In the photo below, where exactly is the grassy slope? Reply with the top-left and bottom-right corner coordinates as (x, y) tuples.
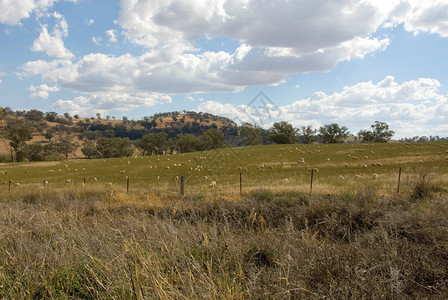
(1, 142), (448, 196)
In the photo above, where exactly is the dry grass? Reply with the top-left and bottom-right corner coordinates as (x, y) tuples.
(1, 180), (448, 299)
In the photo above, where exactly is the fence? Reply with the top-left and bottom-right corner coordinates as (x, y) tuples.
(3, 167), (406, 197)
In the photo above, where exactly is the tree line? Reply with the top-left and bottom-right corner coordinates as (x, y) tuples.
(0, 106), (419, 163)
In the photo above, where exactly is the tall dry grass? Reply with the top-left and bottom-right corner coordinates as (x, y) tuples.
(1, 181), (448, 299)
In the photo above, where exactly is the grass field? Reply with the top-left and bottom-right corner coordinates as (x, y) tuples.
(1, 142), (448, 197)
(1, 142), (448, 298)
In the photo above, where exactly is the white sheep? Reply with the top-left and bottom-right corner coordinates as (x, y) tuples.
(48, 170), (54, 173)
(209, 180), (216, 187)
(65, 179), (71, 184)
(106, 182), (113, 187)
(339, 175), (345, 180)
(120, 170), (126, 173)
(92, 177), (97, 181)
(373, 173), (379, 179)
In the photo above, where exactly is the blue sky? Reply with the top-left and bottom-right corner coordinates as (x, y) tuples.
(1, 0), (448, 138)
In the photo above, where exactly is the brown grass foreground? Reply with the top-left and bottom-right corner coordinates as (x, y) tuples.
(1, 179), (448, 299)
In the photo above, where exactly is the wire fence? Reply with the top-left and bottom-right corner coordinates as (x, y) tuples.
(2, 167), (409, 198)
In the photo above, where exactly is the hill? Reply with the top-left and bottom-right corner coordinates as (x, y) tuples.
(0, 111), (238, 158)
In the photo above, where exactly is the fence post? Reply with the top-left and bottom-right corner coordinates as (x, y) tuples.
(126, 176), (130, 193)
(83, 178), (86, 188)
(180, 176), (184, 197)
(240, 172), (242, 196)
(397, 167), (402, 195)
(8, 179), (12, 191)
(309, 169), (314, 194)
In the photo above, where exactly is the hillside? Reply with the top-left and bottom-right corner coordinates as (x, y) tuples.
(0, 111), (238, 158)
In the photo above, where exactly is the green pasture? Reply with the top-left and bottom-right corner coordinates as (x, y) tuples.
(1, 142), (448, 196)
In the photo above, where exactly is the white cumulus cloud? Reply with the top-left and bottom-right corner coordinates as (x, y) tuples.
(0, 0), (77, 25)
(28, 84), (60, 99)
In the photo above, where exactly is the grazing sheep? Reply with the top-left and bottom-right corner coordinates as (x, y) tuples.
(82, 168), (86, 171)
(166, 166), (170, 169)
(373, 173), (379, 179)
(65, 179), (71, 184)
(127, 161), (131, 164)
(44, 180), (49, 185)
(344, 163), (349, 168)
(120, 170), (126, 173)
(14, 182), (20, 186)
(157, 176), (160, 180)
(92, 177), (97, 181)
(48, 170), (54, 173)
(355, 175), (362, 178)
(298, 158), (305, 164)
(209, 181), (216, 188)
(361, 164), (367, 168)
(282, 178), (289, 183)
(106, 182), (113, 187)
(339, 175), (345, 180)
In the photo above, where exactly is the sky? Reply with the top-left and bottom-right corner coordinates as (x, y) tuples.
(0, 0), (448, 138)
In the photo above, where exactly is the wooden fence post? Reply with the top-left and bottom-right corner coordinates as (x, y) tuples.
(310, 169), (314, 194)
(240, 172), (242, 196)
(180, 176), (184, 196)
(397, 167), (402, 195)
(8, 179), (12, 191)
(126, 176), (130, 193)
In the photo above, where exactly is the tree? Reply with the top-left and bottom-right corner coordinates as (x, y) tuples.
(199, 129), (226, 150)
(299, 125), (316, 144)
(358, 121), (395, 143)
(176, 133), (200, 153)
(268, 121), (298, 144)
(17, 143), (45, 162)
(45, 111), (58, 122)
(81, 141), (98, 159)
(96, 138), (133, 158)
(135, 132), (168, 155)
(25, 109), (44, 122)
(239, 122), (262, 145)
(6, 124), (34, 161)
(43, 129), (55, 141)
(53, 136), (76, 159)
(319, 123), (349, 143)
(96, 113), (102, 119)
